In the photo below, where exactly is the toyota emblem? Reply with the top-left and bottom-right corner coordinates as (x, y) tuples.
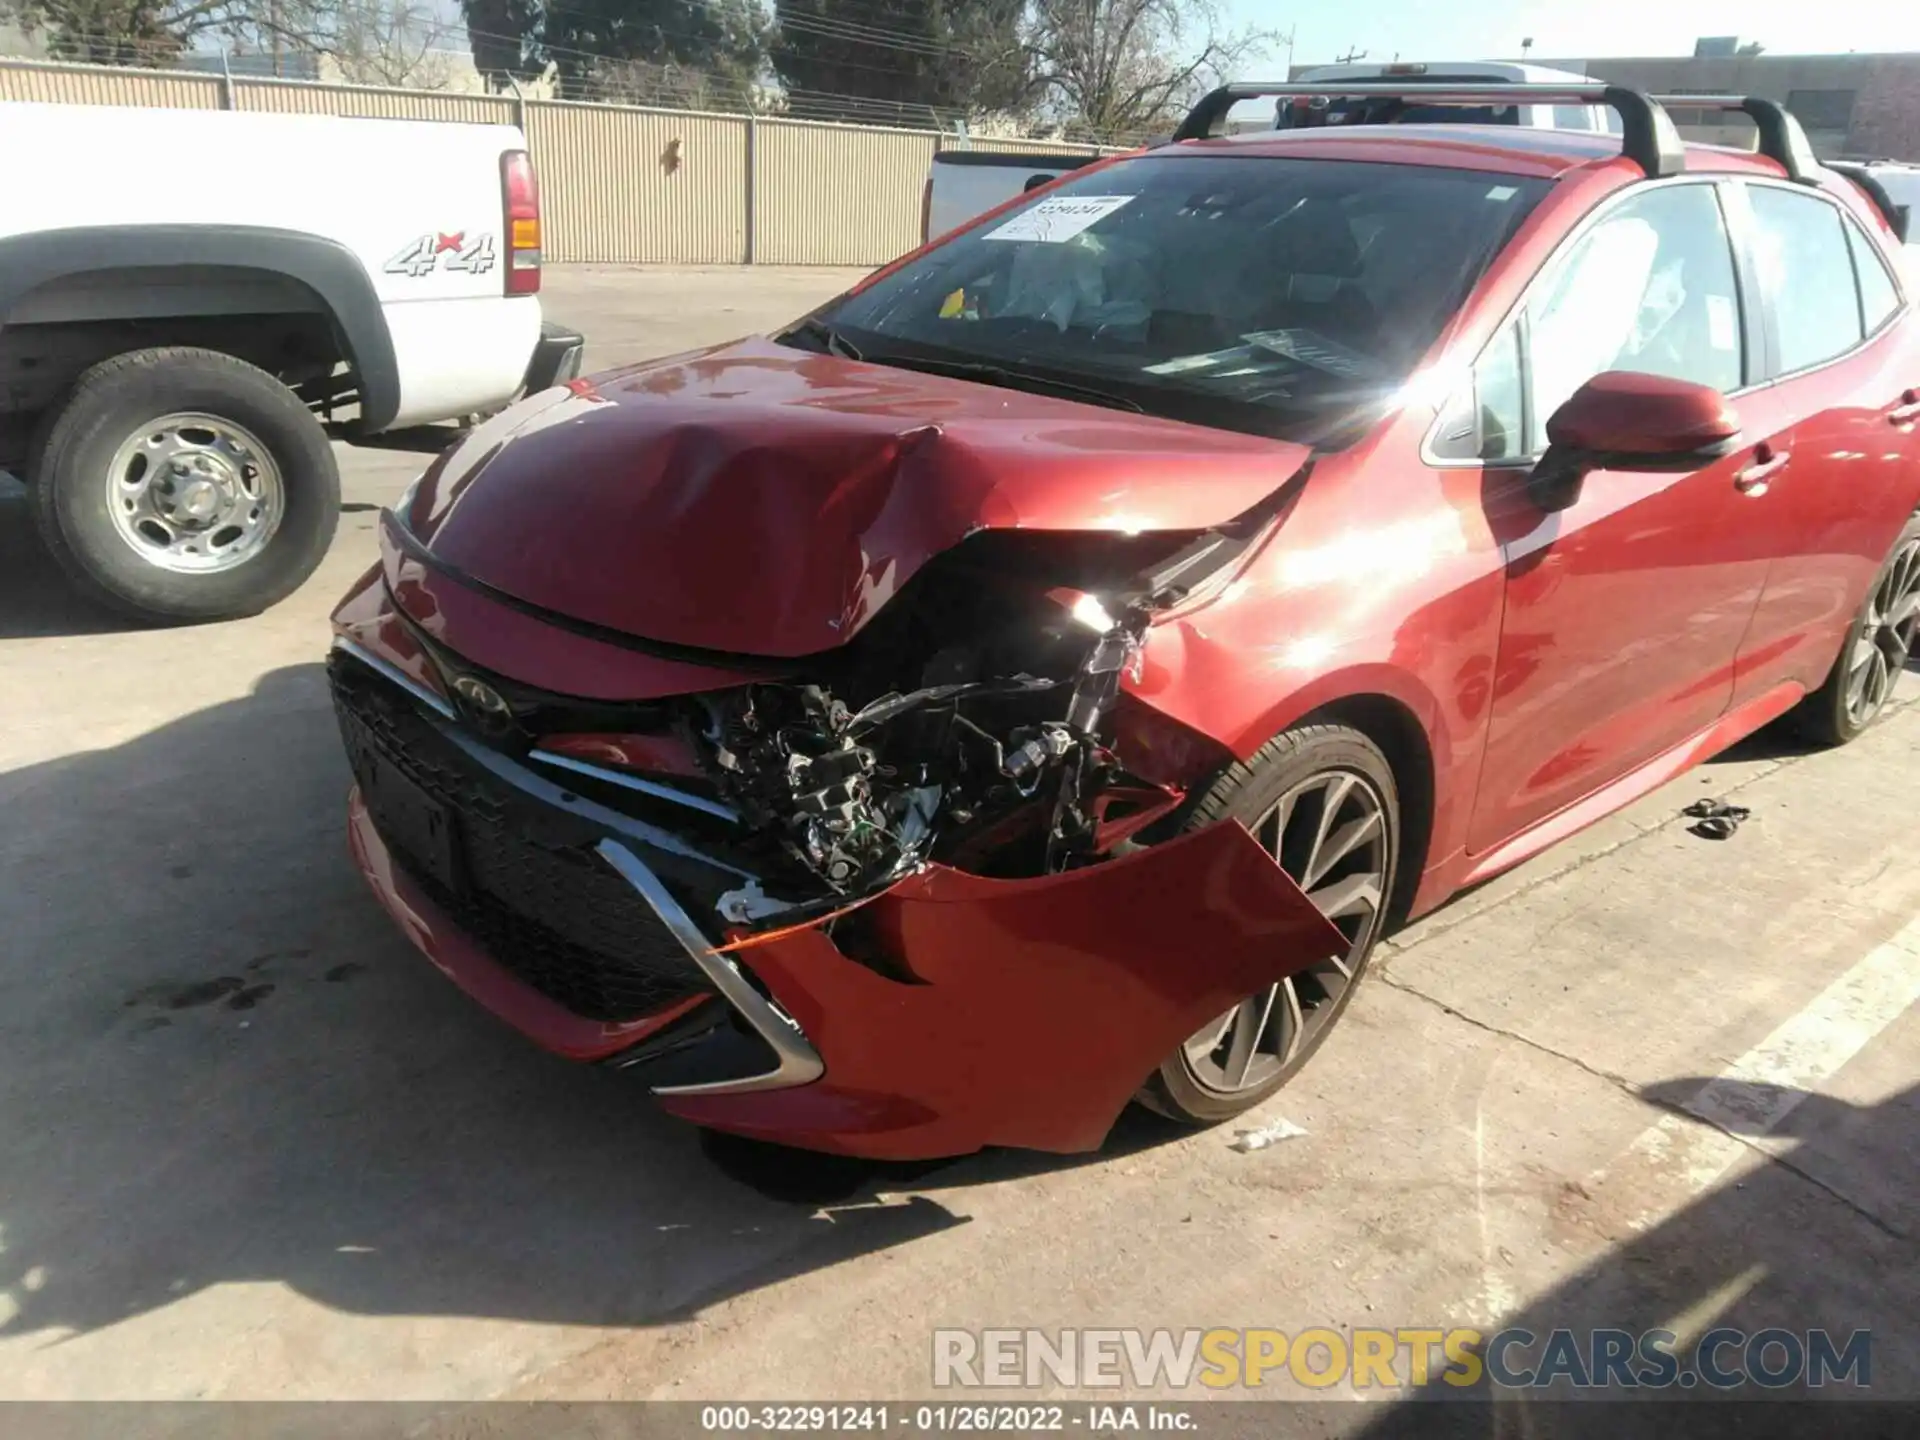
(451, 675), (513, 726)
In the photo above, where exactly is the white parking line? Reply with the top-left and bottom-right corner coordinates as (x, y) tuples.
(1604, 913), (1920, 1232)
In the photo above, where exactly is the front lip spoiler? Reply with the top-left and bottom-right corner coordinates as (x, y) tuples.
(596, 839), (825, 1096)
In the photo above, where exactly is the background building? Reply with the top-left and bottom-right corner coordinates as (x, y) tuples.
(1537, 41), (1920, 160)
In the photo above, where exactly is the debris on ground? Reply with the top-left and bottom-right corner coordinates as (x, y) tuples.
(1683, 798), (1752, 841)
(1230, 1117), (1309, 1152)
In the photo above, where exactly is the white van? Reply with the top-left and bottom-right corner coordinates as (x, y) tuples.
(1277, 61), (1619, 134)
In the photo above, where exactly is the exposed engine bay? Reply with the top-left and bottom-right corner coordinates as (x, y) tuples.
(680, 506), (1292, 915)
(700, 607), (1144, 901)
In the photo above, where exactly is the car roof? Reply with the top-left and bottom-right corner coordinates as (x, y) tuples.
(1167, 124), (1793, 182)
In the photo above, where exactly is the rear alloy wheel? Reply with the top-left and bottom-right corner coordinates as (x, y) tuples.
(1791, 514), (1920, 747)
(1139, 723), (1399, 1126)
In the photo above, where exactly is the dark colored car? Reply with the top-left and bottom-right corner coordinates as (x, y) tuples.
(329, 84), (1920, 1160)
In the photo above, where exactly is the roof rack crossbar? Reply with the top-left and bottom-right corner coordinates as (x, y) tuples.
(1648, 94), (1820, 183)
(1173, 81), (1699, 180)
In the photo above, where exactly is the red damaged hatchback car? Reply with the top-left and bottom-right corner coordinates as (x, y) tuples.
(330, 84), (1920, 1159)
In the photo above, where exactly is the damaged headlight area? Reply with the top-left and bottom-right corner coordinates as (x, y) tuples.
(697, 569), (1151, 901)
(681, 484), (1301, 910)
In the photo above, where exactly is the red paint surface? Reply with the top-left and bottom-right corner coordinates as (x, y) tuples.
(1545, 371), (1741, 454)
(660, 822), (1346, 1158)
(537, 731), (707, 778)
(331, 130), (1920, 1157)
(403, 337), (1311, 658)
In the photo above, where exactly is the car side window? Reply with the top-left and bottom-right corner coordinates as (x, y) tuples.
(1431, 324), (1523, 461)
(1434, 183), (1744, 463)
(1845, 217), (1902, 335)
(1749, 186), (1865, 373)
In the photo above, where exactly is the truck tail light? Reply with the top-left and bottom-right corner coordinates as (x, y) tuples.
(501, 149), (541, 295)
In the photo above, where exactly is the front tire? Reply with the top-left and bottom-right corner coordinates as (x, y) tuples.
(1789, 513), (1920, 747)
(1139, 722), (1399, 1126)
(31, 347), (340, 624)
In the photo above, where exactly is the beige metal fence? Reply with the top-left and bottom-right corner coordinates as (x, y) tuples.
(0, 56), (1109, 267)
(752, 119), (938, 265)
(531, 101), (750, 265)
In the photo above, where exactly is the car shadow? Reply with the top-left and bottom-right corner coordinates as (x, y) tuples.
(0, 480), (136, 640)
(1705, 718), (1825, 766)
(1346, 1082), (1919, 1436)
(0, 663), (1195, 1346)
(0, 481), (400, 641)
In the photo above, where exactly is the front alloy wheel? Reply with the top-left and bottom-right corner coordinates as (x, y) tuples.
(1140, 722), (1400, 1126)
(1180, 770), (1388, 1097)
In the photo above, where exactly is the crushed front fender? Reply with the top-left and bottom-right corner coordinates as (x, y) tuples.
(657, 820), (1348, 1159)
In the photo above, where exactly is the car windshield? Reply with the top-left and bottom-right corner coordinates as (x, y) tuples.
(797, 154), (1548, 446)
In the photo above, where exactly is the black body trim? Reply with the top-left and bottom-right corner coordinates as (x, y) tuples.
(0, 224), (401, 432)
(1830, 162), (1913, 243)
(931, 150), (1104, 170)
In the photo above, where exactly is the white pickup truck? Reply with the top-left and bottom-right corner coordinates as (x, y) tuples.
(0, 101), (583, 623)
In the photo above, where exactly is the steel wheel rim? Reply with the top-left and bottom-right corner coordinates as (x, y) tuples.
(105, 413), (285, 575)
(1845, 537), (1920, 727)
(1180, 768), (1389, 1097)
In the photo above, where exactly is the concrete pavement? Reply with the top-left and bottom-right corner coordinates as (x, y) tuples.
(1, 266), (1915, 1412)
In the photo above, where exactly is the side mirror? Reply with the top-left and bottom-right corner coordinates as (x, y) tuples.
(1530, 371), (1741, 512)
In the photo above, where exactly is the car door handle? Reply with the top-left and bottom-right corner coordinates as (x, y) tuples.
(1734, 450), (1789, 494)
(1888, 394), (1920, 426)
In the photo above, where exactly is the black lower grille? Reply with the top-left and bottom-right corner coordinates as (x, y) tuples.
(329, 652), (715, 1022)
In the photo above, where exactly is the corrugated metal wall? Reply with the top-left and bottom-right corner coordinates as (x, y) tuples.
(752, 119), (937, 264)
(237, 78), (513, 125)
(0, 57), (1114, 265)
(0, 56), (220, 108)
(530, 101), (749, 264)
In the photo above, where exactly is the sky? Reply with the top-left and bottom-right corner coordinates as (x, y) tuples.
(1229, 1), (1920, 71)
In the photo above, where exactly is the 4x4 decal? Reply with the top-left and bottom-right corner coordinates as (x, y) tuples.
(384, 231), (497, 278)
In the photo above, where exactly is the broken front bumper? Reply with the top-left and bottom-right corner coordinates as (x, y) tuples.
(331, 565), (1346, 1160)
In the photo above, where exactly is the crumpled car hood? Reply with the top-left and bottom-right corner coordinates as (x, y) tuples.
(404, 337), (1311, 657)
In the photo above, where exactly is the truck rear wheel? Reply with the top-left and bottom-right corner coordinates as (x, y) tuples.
(31, 347), (340, 623)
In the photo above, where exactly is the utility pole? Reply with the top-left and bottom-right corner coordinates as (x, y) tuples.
(1335, 47), (1368, 64)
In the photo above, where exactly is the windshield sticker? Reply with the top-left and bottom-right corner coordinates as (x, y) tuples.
(983, 195), (1135, 244)
(1242, 329), (1387, 380)
(1486, 185), (1519, 201)
(1143, 351), (1230, 375)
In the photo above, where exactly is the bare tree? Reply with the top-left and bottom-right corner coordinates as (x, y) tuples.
(1024, 0), (1280, 142)
(0, 0), (229, 65)
(310, 0), (462, 87)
